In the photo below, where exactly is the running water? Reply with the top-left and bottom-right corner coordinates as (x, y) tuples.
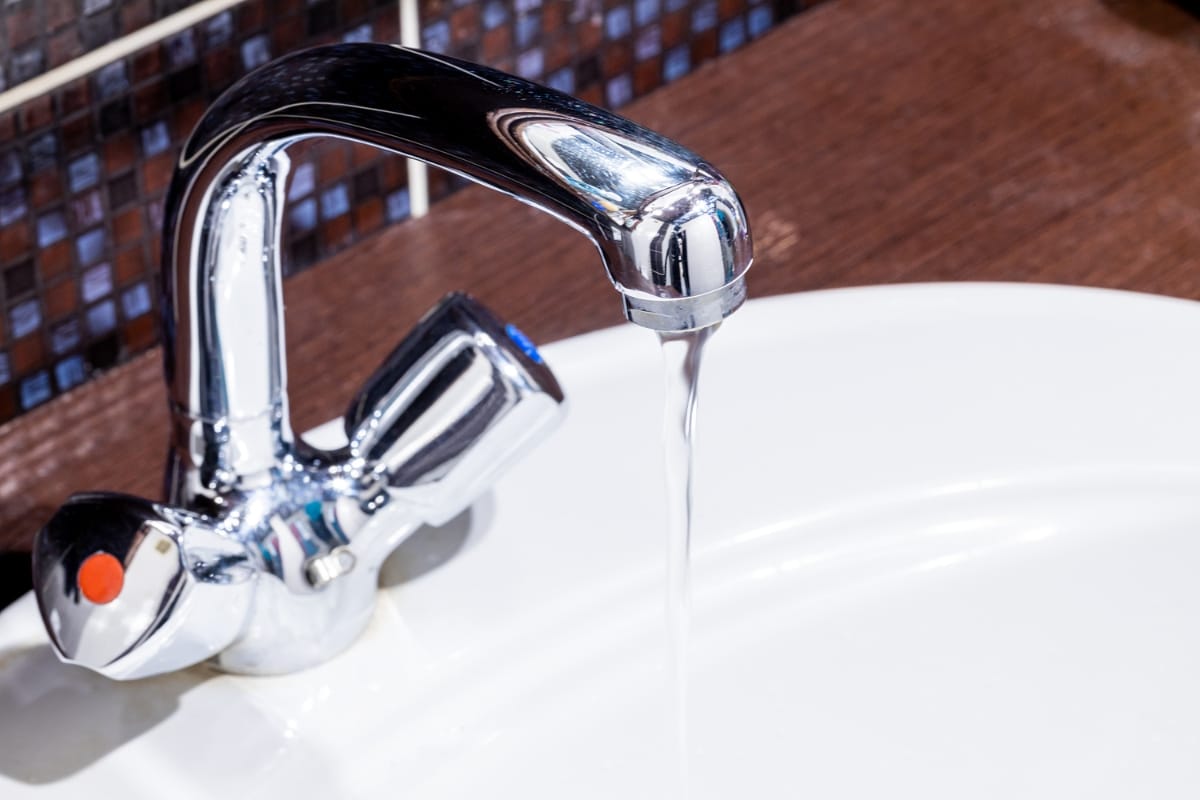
(659, 325), (715, 800)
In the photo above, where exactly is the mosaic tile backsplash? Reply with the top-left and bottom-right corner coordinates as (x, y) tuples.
(0, 0), (211, 92)
(0, 0), (816, 426)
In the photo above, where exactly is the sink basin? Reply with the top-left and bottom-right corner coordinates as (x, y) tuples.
(3, 283), (1200, 798)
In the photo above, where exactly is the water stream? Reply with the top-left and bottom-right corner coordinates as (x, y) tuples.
(659, 325), (715, 800)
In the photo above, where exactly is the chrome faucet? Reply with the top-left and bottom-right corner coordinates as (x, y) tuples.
(32, 44), (752, 680)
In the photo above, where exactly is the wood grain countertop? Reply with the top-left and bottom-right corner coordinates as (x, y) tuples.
(4, 0), (1200, 592)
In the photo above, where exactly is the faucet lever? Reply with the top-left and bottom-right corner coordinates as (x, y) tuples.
(343, 293), (564, 527)
(32, 494), (255, 680)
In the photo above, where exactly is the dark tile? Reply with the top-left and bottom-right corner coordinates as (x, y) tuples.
(204, 47), (237, 91)
(113, 206), (143, 246)
(131, 47), (163, 83)
(86, 333), (120, 370)
(289, 233), (319, 274)
(38, 242), (72, 283)
(29, 172), (63, 208)
(0, 387), (16, 425)
(3, 261), (36, 300)
(141, 152), (174, 196)
(44, 280), (77, 320)
(19, 95), (54, 133)
(45, 0), (75, 32)
(450, 4), (480, 46)
(237, 0), (267, 35)
(122, 312), (157, 351)
(167, 64), (202, 98)
(58, 79), (92, 116)
(114, 245), (147, 285)
(576, 54), (602, 88)
(353, 196), (384, 236)
(634, 56), (662, 94)
(61, 113), (96, 155)
(104, 132), (137, 174)
(481, 26), (512, 63)
(133, 80), (170, 124)
(320, 214), (353, 254)
(107, 172), (139, 210)
(308, 0), (339, 36)
(98, 99), (133, 137)
(48, 28), (85, 69)
(80, 11), (118, 51)
(156, 0), (192, 15)
(352, 167), (380, 202)
(121, 0), (153, 36)
(10, 334), (43, 374)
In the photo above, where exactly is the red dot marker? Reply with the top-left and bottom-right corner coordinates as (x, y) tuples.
(78, 552), (124, 605)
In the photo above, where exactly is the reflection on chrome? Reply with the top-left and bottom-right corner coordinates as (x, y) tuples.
(31, 44), (753, 680)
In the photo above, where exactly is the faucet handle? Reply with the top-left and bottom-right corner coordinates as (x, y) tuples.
(32, 493), (257, 680)
(344, 293), (565, 526)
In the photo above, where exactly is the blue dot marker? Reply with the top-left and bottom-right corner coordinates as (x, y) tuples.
(505, 323), (544, 364)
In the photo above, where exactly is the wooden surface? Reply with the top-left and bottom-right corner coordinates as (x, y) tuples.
(5, 0), (1200, 563)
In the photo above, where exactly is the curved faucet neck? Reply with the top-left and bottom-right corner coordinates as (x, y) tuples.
(161, 44), (751, 500)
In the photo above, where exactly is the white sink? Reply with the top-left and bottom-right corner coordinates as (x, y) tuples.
(3, 283), (1200, 797)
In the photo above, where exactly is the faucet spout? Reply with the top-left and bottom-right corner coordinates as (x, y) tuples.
(163, 44), (751, 490)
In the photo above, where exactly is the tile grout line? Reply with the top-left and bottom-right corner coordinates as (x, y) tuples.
(0, 0), (246, 117)
(400, 0), (430, 218)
